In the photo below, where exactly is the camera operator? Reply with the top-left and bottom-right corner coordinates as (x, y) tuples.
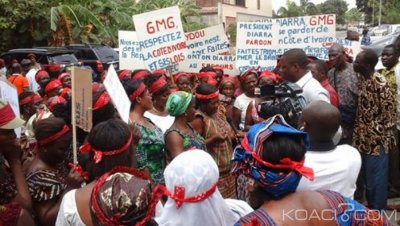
(280, 49), (330, 105)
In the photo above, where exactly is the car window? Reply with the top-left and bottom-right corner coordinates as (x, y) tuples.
(92, 46), (119, 62)
(84, 49), (97, 60)
(48, 54), (79, 65)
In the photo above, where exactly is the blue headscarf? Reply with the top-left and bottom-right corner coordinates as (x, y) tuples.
(231, 115), (314, 198)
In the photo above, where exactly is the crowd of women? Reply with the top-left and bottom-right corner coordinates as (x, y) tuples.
(0, 47), (394, 226)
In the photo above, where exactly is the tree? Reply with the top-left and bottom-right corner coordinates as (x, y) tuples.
(300, 0), (319, 15)
(317, 0), (348, 24)
(345, 8), (363, 25)
(277, 0), (304, 17)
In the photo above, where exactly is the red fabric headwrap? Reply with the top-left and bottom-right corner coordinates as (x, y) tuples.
(80, 133), (133, 164)
(92, 92), (110, 110)
(240, 136), (314, 180)
(155, 181), (218, 209)
(20, 94), (42, 106)
(259, 70), (281, 83)
(212, 66), (224, 72)
(47, 96), (66, 112)
(152, 69), (166, 75)
(45, 64), (61, 72)
(173, 72), (189, 83)
(132, 70), (150, 81)
(196, 90), (219, 100)
(129, 83), (146, 102)
(220, 76), (237, 89)
(45, 79), (62, 94)
(118, 69), (131, 80)
(0, 104), (17, 127)
(197, 72), (210, 80)
(35, 70), (49, 82)
(240, 68), (259, 82)
(149, 77), (167, 94)
(27, 53), (36, 59)
(37, 125), (70, 146)
(58, 72), (70, 81)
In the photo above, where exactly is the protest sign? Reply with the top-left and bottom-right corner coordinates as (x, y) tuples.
(322, 38), (361, 60)
(276, 14), (336, 59)
(236, 19), (278, 72)
(133, 6), (187, 71)
(179, 54), (239, 76)
(103, 65), (131, 123)
(71, 68), (92, 132)
(185, 24), (229, 55)
(119, 31), (146, 70)
(0, 78), (21, 137)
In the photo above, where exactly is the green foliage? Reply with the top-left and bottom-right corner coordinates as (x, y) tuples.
(356, 0), (400, 25)
(317, 0), (348, 24)
(227, 23), (237, 46)
(345, 8), (363, 25)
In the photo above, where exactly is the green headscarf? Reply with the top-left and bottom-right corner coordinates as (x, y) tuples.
(166, 91), (193, 116)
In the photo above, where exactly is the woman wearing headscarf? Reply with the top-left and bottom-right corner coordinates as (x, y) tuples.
(0, 99), (34, 226)
(232, 115), (391, 225)
(192, 83), (237, 199)
(164, 91), (205, 162)
(244, 70), (281, 131)
(219, 76), (238, 120)
(56, 119), (139, 226)
(143, 73), (174, 134)
(155, 150), (252, 226)
(25, 117), (83, 226)
(89, 167), (159, 226)
(123, 79), (165, 184)
(173, 72), (192, 93)
(233, 69), (258, 130)
(35, 70), (51, 97)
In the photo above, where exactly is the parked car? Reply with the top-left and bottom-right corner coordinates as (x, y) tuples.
(64, 44), (119, 75)
(0, 47), (80, 69)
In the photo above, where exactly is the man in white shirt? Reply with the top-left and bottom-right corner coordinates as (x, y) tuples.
(280, 49), (330, 105)
(297, 101), (361, 198)
(21, 59), (39, 91)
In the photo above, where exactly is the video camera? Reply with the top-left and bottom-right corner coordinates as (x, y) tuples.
(254, 83), (305, 127)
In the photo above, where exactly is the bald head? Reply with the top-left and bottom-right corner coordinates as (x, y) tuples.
(330, 43), (345, 53)
(299, 101), (341, 142)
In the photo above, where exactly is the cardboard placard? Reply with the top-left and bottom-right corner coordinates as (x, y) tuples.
(118, 30), (146, 70)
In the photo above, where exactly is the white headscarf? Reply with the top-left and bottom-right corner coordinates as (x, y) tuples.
(155, 150), (239, 226)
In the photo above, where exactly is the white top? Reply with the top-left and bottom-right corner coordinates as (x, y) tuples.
(233, 93), (253, 130)
(26, 68), (39, 91)
(56, 189), (85, 226)
(297, 144), (361, 199)
(296, 71), (330, 105)
(144, 111), (175, 134)
(0, 67), (6, 79)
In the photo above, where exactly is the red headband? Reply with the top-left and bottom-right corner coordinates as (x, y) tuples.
(91, 166), (151, 226)
(152, 69), (166, 75)
(0, 104), (17, 127)
(196, 90), (219, 100)
(58, 72), (70, 81)
(240, 68), (258, 82)
(47, 96), (66, 112)
(173, 72), (189, 83)
(149, 77), (167, 94)
(118, 69), (131, 80)
(20, 94), (42, 106)
(212, 66), (224, 72)
(92, 92), (110, 110)
(80, 133), (133, 164)
(37, 125), (70, 146)
(197, 72), (210, 80)
(46, 64), (61, 72)
(35, 70), (49, 82)
(220, 77), (236, 88)
(45, 79), (62, 94)
(259, 70), (281, 82)
(129, 83), (146, 102)
(132, 70), (150, 80)
(241, 136), (314, 180)
(156, 181), (218, 209)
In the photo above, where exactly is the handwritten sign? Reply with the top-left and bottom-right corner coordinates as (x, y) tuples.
(103, 66), (131, 123)
(72, 68), (92, 132)
(276, 14), (336, 59)
(118, 31), (146, 70)
(322, 38), (361, 60)
(0, 78), (21, 137)
(185, 24), (229, 55)
(133, 6), (187, 70)
(179, 54), (239, 76)
(236, 19), (278, 72)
